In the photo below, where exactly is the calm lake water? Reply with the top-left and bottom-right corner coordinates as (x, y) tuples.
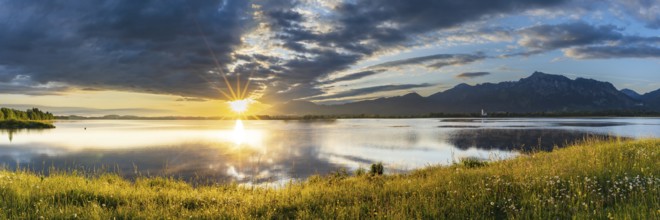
(1, 118), (659, 185)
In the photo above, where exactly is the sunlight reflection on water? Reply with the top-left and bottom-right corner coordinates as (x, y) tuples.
(0, 118), (658, 184)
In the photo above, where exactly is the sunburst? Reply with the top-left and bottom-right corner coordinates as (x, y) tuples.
(229, 98), (253, 113)
(193, 14), (259, 118)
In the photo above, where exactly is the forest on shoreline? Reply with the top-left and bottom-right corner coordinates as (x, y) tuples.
(0, 107), (55, 129)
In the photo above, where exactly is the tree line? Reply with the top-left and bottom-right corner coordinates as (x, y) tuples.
(0, 107), (54, 121)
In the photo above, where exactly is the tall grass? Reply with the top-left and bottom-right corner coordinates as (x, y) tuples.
(0, 139), (657, 219)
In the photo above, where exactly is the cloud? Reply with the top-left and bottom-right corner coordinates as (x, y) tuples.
(81, 88), (105, 91)
(517, 22), (623, 51)
(565, 45), (660, 59)
(456, 72), (491, 78)
(175, 97), (208, 102)
(369, 53), (487, 70)
(325, 0), (566, 49)
(322, 70), (386, 84)
(255, 0), (568, 102)
(614, 0), (660, 29)
(0, 75), (70, 95)
(513, 21), (660, 59)
(0, 0), (254, 99)
(0, 0), (589, 104)
(308, 83), (433, 101)
(441, 27), (514, 44)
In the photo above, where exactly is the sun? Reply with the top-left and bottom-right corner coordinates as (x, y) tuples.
(228, 99), (253, 113)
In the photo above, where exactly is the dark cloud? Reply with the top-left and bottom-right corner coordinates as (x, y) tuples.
(614, 0), (660, 29)
(175, 97), (208, 102)
(309, 83), (433, 101)
(322, 70), (386, 84)
(327, 0), (566, 49)
(514, 21), (660, 59)
(0, 0), (582, 103)
(456, 72), (491, 78)
(81, 88), (105, 91)
(0, 84), (69, 96)
(282, 50), (361, 83)
(0, 75), (70, 95)
(0, 0), (253, 99)
(565, 45), (660, 59)
(369, 53), (487, 70)
(517, 22), (623, 51)
(258, 0), (568, 102)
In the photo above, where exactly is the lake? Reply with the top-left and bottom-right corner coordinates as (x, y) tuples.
(1, 118), (659, 185)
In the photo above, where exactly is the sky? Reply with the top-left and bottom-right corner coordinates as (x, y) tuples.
(0, 0), (659, 116)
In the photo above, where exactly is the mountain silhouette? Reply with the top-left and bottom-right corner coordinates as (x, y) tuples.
(427, 71), (638, 112)
(621, 89), (643, 101)
(641, 89), (660, 109)
(272, 72), (657, 115)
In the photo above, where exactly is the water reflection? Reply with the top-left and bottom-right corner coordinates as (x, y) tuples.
(446, 129), (615, 151)
(233, 119), (245, 145)
(0, 118), (658, 184)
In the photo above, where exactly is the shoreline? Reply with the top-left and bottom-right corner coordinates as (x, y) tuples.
(0, 119), (55, 129)
(53, 115), (660, 121)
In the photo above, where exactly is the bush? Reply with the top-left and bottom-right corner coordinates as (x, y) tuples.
(330, 168), (350, 179)
(354, 167), (367, 176)
(369, 162), (384, 175)
(459, 157), (488, 168)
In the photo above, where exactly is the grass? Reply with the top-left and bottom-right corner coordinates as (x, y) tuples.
(0, 139), (657, 219)
(0, 119), (55, 129)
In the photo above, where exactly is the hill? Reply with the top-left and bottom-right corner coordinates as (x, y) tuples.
(641, 89), (660, 109)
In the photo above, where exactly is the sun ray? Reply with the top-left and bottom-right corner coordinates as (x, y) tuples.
(240, 70), (253, 100)
(219, 90), (233, 100)
(236, 72), (241, 99)
(188, 4), (260, 117)
(191, 12), (239, 100)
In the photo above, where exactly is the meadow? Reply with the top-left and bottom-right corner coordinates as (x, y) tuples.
(0, 138), (657, 219)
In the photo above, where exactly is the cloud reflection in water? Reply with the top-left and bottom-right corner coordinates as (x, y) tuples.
(0, 118), (658, 184)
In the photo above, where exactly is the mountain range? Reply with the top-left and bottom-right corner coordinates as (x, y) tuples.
(274, 72), (660, 115)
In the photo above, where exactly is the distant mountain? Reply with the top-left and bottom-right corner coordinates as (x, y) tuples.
(620, 89), (643, 101)
(273, 93), (434, 115)
(271, 72), (658, 115)
(271, 100), (328, 115)
(327, 92), (436, 115)
(428, 72), (638, 113)
(641, 89), (660, 109)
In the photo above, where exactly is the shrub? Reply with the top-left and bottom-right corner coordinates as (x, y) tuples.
(459, 157), (488, 168)
(369, 162), (384, 175)
(354, 167), (367, 176)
